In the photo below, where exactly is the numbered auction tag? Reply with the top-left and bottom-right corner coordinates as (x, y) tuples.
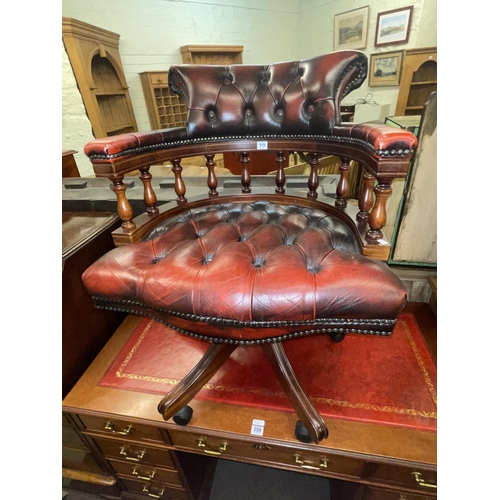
(256, 141), (268, 150)
(250, 419), (265, 436)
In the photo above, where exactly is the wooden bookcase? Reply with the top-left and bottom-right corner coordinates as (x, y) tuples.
(180, 44), (243, 64)
(395, 47), (437, 116)
(62, 18), (138, 139)
(140, 71), (187, 130)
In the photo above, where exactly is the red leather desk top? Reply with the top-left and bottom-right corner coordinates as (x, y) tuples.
(98, 313), (436, 432)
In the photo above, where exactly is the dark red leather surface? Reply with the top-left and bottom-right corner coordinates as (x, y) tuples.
(168, 51), (366, 137)
(82, 51), (416, 159)
(98, 314), (437, 431)
(82, 201), (407, 342)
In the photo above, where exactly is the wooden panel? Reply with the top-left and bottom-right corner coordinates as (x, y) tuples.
(364, 486), (434, 499)
(90, 436), (177, 469)
(120, 478), (190, 499)
(140, 71), (187, 130)
(392, 92), (437, 264)
(108, 458), (182, 486)
(168, 429), (366, 481)
(62, 18), (138, 139)
(180, 44), (243, 65)
(395, 48), (437, 116)
(79, 414), (166, 444)
(63, 150), (80, 177)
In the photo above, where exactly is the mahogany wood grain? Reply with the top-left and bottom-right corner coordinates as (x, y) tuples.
(62, 211), (126, 398)
(357, 172), (375, 222)
(240, 151), (251, 193)
(139, 166), (159, 215)
(63, 150), (80, 177)
(335, 158), (351, 208)
(158, 344), (238, 422)
(275, 151), (286, 194)
(262, 342), (329, 444)
(307, 152), (320, 198)
(367, 181), (393, 241)
(110, 176), (135, 231)
(171, 158), (187, 203)
(205, 154), (218, 196)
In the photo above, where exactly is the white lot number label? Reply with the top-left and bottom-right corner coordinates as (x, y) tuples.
(250, 419), (265, 436)
(256, 141), (268, 150)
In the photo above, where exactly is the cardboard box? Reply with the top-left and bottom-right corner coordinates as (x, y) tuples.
(353, 103), (390, 123)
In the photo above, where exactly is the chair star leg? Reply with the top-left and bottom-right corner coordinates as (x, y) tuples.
(261, 342), (329, 443)
(158, 343), (237, 421)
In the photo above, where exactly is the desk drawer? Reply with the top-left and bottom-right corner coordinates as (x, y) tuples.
(121, 478), (189, 500)
(364, 486), (435, 499)
(168, 429), (365, 479)
(371, 464), (437, 493)
(92, 436), (176, 469)
(79, 414), (165, 444)
(149, 73), (169, 86)
(108, 458), (182, 487)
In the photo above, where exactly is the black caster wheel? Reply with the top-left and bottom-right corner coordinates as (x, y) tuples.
(173, 405), (193, 426)
(295, 420), (313, 443)
(328, 331), (345, 343)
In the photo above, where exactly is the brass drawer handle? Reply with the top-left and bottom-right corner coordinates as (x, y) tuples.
(293, 453), (328, 470)
(412, 471), (437, 489)
(197, 437), (228, 456)
(119, 445), (145, 462)
(104, 421), (133, 435)
(142, 484), (165, 498)
(132, 465), (156, 480)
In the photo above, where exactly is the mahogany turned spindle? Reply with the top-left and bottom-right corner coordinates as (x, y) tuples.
(110, 176), (135, 231)
(275, 151), (286, 194)
(307, 152), (320, 198)
(357, 172), (375, 222)
(367, 180), (393, 241)
(335, 158), (352, 208)
(139, 166), (159, 215)
(240, 151), (251, 193)
(171, 158), (187, 203)
(205, 154), (218, 197)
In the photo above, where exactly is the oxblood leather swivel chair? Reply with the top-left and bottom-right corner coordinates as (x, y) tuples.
(81, 51), (416, 444)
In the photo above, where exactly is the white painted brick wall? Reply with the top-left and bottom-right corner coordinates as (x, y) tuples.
(62, 0), (436, 175)
(61, 42), (96, 177)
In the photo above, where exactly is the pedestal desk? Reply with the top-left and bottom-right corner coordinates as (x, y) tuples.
(62, 304), (437, 500)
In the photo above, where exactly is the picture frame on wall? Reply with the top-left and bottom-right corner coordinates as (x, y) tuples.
(334, 6), (369, 50)
(374, 6), (413, 47)
(369, 51), (404, 87)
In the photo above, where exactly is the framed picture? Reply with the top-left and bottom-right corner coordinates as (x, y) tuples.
(369, 51), (404, 87)
(374, 6), (413, 47)
(334, 6), (369, 50)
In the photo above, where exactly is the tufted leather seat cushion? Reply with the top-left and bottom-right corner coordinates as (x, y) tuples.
(82, 200), (407, 344)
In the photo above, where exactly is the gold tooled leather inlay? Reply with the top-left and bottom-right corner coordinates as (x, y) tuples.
(115, 317), (437, 419)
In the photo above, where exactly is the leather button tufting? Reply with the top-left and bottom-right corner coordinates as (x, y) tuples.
(245, 109), (253, 116)
(224, 78), (231, 85)
(307, 104), (315, 113)
(276, 109), (284, 117)
(207, 110), (216, 119)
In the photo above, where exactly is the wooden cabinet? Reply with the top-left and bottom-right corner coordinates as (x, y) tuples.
(140, 71), (187, 130)
(395, 48), (437, 116)
(62, 18), (138, 138)
(180, 44), (243, 65)
(65, 410), (209, 500)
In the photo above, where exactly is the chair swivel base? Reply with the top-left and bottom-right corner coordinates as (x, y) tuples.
(157, 341), (329, 444)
